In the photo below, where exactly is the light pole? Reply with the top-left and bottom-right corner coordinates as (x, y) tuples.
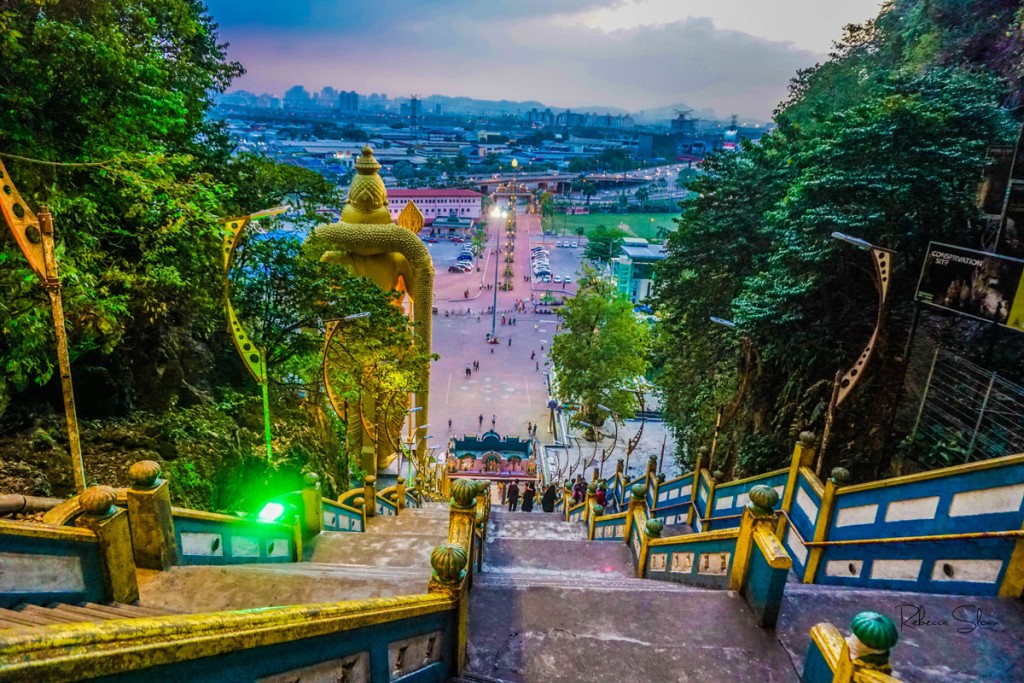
(489, 205), (507, 342)
(596, 403), (620, 468)
(817, 232), (895, 475)
(576, 421), (601, 469)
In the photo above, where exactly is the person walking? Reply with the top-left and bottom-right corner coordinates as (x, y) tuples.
(478, 414), (484, 428)
(521, 483), (536, 513)
(508, 337), (512, 347)
(491, 414), (497, 427)
(596, 484), (607, 507)
(498, 481), (506, 504)
(448, 418), (453, 430)
(507, 481), (521, 512)
(541, 484), (557, 513)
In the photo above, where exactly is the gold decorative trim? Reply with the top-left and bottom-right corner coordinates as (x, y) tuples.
(753, 526), (792, 569)
(809, 622), (846, 671)
(0, 518), (98, 543)
(838, 452), (1024, 495)
(0, 594), (456, 680)
(648, 527), (740, 548)
(713, 467), (789, 491)
(799, 467), (825, 497)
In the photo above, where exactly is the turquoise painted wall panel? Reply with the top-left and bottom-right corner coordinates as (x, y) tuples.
(93, 610), (456, 683)
(645, 536), (736, 589)
(0, 533), (106, 608)
(709, 471), (787, 530)
(801, 640), (834, 683)
(174, 515), (294, 566)
(322, 501), (364, 533)
(743, 540), (788, 627)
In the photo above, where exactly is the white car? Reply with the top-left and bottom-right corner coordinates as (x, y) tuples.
(542, 275), (552, 283)
(553, 276), (563, 283)
(571, 242), (579, 248)
(564, 276), (573, 284)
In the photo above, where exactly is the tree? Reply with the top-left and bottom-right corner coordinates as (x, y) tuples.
(584, 225), (628, 262)
(634, 185), (652, 209)
(551, 266), (650, 433)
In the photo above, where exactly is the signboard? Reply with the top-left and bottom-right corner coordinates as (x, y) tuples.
(916, 243), (1024, 332)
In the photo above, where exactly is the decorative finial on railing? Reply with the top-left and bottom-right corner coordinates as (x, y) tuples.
(712, 470), (725, 482)
(592, 503), (604, 518)
(656, 472), (666, 483)
(128, 460), (162, 489)
(848, 611), (898, 673)
(80, 485), (118, 517)
(830, 467), (851, 486)
(352, 496), (365, 509)
(450, 478), (478, 510)
(747, 484), (779, 518)
(430, 543), (468, 586)
(303, 472), (320, 489)
(630, 483), (646, 500)
(799, 431), (817, 448)
(645, 518), (664, 538)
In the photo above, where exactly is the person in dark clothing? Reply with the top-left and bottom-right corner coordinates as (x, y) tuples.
(507, 481), (521, 511)
(541, 484), (557, 513)
(521, 483), (536, 512)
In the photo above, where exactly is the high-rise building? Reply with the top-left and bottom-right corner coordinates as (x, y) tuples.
(283, 85), (312, 109)
(338, 91), (359, 112)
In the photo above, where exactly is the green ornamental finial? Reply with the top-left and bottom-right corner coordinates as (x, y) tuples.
(645, 518), (664, 538)
(799, 431), (817, 448)
(851, 611), (899, 660)
(450, 478), (478, 509)
(830, 467), (851, 486)
(712, 470), (725, 481)
(430, 543), (468, 585)
(657, 472), (666, 483)
(303, 472), (320, 488)
(747, 484), (779, 516)
(592, 503), (604, 517)
(586, 482), (598, 494)
(474, 480), (490, 496)
(630, 483), (646, 500)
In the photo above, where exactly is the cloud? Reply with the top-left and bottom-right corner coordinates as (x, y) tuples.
(206, 2), (823, 120)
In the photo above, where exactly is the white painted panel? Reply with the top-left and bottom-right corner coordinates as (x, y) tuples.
(698, 552), (731, 575)
(735, 492), (750, 508)
(649, 553), (667, 571)
(885, 496), (939, 522)
(785, 528), (807, 565)
(350, 518), (362, 532)
(669, 489), (679, 499)
(230, 536), (261, 557)
(613, 525), (624, 538)
(322, 511), (336, 528)
(715, 496), (734, 511)
(870, 559), (922, 581)
(0, 551), (86, 592)
(670, 552), (694, 573)
(267, 537), (291, 558)
(930, 559), (1003, 584)
(948, 483), (1024, 517)
(836, 504), (878, 528)
(258, 651), (369, 683)
(181, 531), (224, 556)
(825, 559), (863, 578)
(658, 492), (668, 503)
(796, 487), (819, 523)
(773, 485), (784, 500)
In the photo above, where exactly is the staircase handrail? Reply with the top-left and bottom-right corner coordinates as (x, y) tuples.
(0, 517), (97, 544)
(0, 593), (455, 680)
(321, 496), (364, 517)
(335, 487), (364, 507)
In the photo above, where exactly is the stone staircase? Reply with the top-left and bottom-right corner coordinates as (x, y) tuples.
(0, 602), (180, 631)
(463, 508), (800, 683)
(136, 502), (451, 613)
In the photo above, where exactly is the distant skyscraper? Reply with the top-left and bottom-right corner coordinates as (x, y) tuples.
(283, 85), (312, 109)
(338, 90), (359, 112)
(318, 86), (339, 108)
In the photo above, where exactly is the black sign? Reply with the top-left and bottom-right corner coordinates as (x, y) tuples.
(916, 243), (1024, 332)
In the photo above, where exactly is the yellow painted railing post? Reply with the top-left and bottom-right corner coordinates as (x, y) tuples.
(301, 472), (324, 537)
(363, 475), (377, 518)
(624, 483), (646, 548)
(563, 483), (573, 522)
(589, 503), (603, 540)
(804, 467), (849, 583)
(729, 485), (780, 592)
(75, 486), (139, 603)
(704, 469), (721, 532)
(125, 460), (178, 570)
(584, 484), (596, 524)
(592, 466), (600, 482)
(778, 431), (816, 539)
(397, 477), (406, 511)
(639, 517), (662, 577)
(1000, 520), (1024, 598)
(687, 446), (707, 527)
(428, 543), (470, 674)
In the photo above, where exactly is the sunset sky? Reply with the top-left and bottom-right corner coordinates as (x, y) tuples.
(204, 0), (883, 120)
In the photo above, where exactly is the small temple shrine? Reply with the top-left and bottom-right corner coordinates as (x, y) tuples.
(445, 430), (537, 479)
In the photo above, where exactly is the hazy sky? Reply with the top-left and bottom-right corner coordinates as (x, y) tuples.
(204, 0), (883, 120)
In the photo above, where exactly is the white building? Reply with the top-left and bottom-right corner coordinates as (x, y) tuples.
(386, 189), (483, 226)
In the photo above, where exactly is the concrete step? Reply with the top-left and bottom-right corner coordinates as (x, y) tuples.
(483, 537), (633, 577)
(312, 528), (447, 567)
(487, 509), (587, 541)
(464, 584), (798, 682)
(475, 571), (702, 593)
(776, 582), (1024, 683)
(0, 602), (180, 632)
(137, 561), (433, 613)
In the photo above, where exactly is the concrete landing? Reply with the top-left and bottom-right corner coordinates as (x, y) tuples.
(137, 561), (432, 613)
(777, 583), (1024, 683)
(310, 509), (448, 567)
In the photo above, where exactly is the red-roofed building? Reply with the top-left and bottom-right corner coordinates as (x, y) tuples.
(387, 188), (483, 226)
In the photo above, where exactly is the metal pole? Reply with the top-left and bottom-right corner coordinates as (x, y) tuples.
(911, 347), (940, 440)
(260, 378), (273, 461)
(966, 374), (997, 460)
(816, 369), (844, 477)
(38, 208), (86, 493)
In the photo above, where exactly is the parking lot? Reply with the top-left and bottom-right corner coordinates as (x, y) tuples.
(528, 234), (584, 294)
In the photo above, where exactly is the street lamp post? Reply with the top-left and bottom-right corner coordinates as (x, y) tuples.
(576, 421), (601, 469)
(817, 232), (895, 475)
(596, 403), (620, 467)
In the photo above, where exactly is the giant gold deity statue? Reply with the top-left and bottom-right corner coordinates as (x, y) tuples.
(306, 146), (434, 475)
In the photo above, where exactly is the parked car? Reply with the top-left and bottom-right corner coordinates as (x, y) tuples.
(450, 236), (465, 243)
(423, 236), (439, 243)
(448, 264), (465, 273)
(571, 242), (579, 248)
(553, 276), (563, 283)
(564, 276), (573, 284)
(457, 253), (474, 261)
(542, 275), (552, 283)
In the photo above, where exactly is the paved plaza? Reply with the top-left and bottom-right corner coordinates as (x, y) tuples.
(425, 208), (679, 482)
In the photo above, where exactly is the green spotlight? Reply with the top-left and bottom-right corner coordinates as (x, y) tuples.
(258, 501), (286, 522)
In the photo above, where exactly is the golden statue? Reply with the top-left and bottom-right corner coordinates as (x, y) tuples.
(306, 146), (434, 475)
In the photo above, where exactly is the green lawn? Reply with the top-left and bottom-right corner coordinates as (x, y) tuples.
(544, 212), (679, 240)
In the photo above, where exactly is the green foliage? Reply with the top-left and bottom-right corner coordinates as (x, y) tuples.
(551, 266), (650, 430)
(584, 225), (629, 262)
(654, 3), (1018, 477)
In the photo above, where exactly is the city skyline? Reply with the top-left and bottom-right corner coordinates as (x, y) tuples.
(204, 0), (883, 121)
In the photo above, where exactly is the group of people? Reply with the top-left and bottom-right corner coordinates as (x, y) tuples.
(499, 480), (559, 513)
(569, 475), (609, 506)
